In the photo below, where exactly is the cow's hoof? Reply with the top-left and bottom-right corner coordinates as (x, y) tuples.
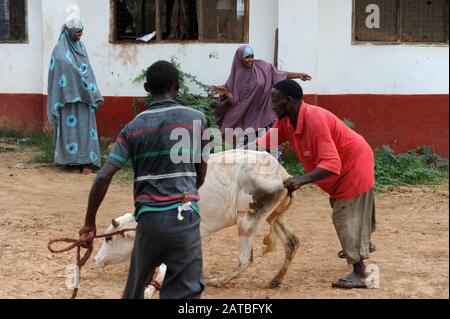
(268, 279), (281, 289)
(205, 278), (225, 288)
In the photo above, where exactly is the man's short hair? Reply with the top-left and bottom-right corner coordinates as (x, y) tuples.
(273, 79), (303, 101)
(146, 61), (180, 95)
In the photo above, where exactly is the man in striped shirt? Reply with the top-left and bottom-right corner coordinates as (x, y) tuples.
(79, 61), (209, 299)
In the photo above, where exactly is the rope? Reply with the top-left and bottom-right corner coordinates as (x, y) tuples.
(48, 228), (136, 299)
(150, 279), (162, 291)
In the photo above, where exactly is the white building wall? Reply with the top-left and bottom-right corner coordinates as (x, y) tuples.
(277, 0), (318, 94)
(279, 0), (450, 95)
(41, 0), (79, 96)
(40, 0), (279, 97)
(0, 0), (43, 93)
(2, 0), (447, 96)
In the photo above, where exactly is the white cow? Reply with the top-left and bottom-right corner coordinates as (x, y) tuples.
(95, 150), (300, 288)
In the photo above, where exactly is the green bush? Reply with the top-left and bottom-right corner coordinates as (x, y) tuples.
(283, 143), (448, 191)
(374, 145), (448, 191)
(282, 145), (306, 176)
(132, 57), (219, 129)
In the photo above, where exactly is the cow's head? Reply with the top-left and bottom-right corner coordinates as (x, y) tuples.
(95, 213), (137, 267)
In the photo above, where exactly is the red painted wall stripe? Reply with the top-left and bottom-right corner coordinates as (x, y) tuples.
(311, 94), (449, 158)
(0, 93), (448, 158)
(0, 94), (45, 133)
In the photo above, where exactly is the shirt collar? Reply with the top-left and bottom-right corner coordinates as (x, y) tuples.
(147, 98), (178, 110)
(294, 101), (307, 135)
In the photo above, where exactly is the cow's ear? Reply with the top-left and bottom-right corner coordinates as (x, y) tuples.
(112, 218), (120, 228)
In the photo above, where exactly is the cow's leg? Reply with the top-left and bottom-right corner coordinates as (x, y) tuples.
(207, 187), (286, 287)
(268, 217), (300, 288)
(206, 212), (255, 287)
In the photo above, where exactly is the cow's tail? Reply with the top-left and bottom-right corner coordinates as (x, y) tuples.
(262, 163), (296, 255)
(263, 190), (295, 255)
(263, 223), (277, 255)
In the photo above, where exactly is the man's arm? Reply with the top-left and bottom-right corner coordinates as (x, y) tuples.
(284, 167), (336, 193)
(249, 124), (285, 153)
(79, 163), (120, 240)
(195, 162), (208, 190)
(195, 116), (210, 190)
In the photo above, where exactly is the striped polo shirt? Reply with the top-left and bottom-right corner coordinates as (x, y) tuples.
(107, 98), (209, 220)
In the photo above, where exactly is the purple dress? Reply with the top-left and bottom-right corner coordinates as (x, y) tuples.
(215, 45), (288, 136)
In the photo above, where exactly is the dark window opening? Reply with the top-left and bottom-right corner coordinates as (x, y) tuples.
(161, 0), (198, 40)
(115, 0), (156, 41)
(353, 0), (449, 44)
(201, 0), (246, 42)
(0, 0), (27, 42)
(113, 0), (248, 43)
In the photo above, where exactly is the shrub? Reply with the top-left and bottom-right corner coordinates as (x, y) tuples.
(283, 144), (448, 192)
(374, 145), (448, 191)
(132, 57), (219, 129)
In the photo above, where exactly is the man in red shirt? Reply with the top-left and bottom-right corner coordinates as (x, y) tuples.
(256, 79), (377, 289)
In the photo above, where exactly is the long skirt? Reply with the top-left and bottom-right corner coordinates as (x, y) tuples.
(54, 102), (101, 169)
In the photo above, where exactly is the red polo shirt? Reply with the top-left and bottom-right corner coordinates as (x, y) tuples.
(257, 102), (375, 200)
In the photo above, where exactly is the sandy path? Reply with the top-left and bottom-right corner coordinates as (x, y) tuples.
(0, 146), (448, 299)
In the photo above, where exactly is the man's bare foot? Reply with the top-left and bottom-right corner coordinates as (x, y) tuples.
(82, 165), (94, 175)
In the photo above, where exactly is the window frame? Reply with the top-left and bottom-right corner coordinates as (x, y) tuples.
(0, 0), (28, 44)
(110, 0), (249, 44)
(352, 0), (449, 46)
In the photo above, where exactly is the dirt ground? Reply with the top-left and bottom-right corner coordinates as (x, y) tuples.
(0, 145), (448, 299)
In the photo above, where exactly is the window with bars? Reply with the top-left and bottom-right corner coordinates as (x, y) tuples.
(112, 0), (248, 43)
(353, 0), (449, 44)
(0, 0), (27, 42)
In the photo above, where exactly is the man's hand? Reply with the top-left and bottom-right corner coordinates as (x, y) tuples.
(283, 176), (309, 193)
(79, 224), (96, 242)
(284, 168), (335, 193)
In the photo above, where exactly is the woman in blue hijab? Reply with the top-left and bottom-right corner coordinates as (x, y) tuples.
(47, 19), (104, 174)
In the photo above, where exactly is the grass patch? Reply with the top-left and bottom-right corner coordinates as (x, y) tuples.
(0, 128), (54, 163)
(374, 145), (448, 191)
(0, 128), (135, 183)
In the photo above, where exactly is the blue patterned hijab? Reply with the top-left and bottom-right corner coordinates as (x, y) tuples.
(47, 19), (104, 124)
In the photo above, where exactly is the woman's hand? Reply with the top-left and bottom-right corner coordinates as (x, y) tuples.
(211, 85), (229, 96)
(298, 73), (312, 81)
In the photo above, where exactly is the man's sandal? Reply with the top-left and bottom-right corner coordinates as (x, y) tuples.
(332, 272), (368, 289)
